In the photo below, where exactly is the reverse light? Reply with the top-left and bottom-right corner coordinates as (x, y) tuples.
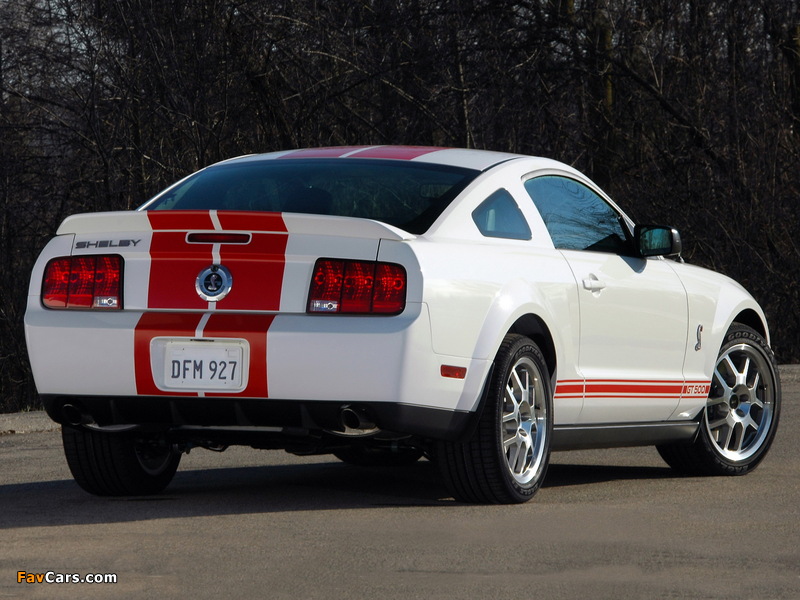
(42, 255), (123, 310)
(308, 258), (406, 315)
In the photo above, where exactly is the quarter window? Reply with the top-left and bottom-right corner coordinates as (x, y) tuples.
(472, 189), (531, 240)
(524, 176), (632, 254)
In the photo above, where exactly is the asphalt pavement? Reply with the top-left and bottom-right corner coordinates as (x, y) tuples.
(2, 365), (798, 600)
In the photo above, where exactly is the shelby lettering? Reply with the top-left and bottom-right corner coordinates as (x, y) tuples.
(74, 239), (141, 249)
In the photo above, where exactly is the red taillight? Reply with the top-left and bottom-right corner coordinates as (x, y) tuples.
(42, 256), (123, 310)
(372, 263), (407, 314)
(308, 259), (406, 315)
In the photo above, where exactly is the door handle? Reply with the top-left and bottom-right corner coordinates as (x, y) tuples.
(582, 275), (606, 292)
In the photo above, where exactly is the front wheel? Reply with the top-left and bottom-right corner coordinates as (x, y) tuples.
(438, 334), (553, 504)
(658, 324), (781, 475)
(62, 426), (182, 496)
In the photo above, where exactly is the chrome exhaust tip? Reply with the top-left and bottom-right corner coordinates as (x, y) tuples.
(61, 403), (90, 426)
(339, 405), (378, 434)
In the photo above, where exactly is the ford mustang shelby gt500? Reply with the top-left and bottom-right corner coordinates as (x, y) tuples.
(25, 146), (781, 503)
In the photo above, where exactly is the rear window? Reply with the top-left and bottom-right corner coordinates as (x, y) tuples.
(143, 159), (479, 234)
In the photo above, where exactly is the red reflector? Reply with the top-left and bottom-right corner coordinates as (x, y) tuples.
(441, 365), (467, 379)
(187, 233), (251, 244)
(308, 259), (406, 315)
(43, 255), (122, 310)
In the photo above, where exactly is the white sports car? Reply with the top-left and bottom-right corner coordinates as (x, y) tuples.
(24, 146), (781, 503)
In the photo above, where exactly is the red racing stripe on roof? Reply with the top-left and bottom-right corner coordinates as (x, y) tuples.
(279, 146), (446, 160)
(348, 146), (445, 160)
(280, 146), (375, 159)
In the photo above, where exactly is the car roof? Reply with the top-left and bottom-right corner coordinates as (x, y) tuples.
(216, 146), (530, 172)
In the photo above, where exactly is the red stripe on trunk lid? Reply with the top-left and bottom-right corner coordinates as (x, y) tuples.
(135, 210), (288, 396)
(148, 210), (215, 231)
(145, 211), (288, 311)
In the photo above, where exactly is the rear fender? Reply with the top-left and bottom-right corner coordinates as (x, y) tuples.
(457, 278), (581, 421)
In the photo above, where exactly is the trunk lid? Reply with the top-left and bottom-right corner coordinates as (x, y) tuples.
(57, 210), (412, 313)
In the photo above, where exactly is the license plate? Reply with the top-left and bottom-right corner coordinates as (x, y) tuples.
(163, 341), (246, 390)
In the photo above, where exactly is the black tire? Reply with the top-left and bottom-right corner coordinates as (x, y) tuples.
(438, 334), (553, 504)
(62, 425), (181, 496)
(333, 443), (424, 467)
(657, 323), (781, 476)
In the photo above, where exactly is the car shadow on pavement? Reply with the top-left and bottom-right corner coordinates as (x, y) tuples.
(0, 458), (683, 530)
(543, 463), (674, 488)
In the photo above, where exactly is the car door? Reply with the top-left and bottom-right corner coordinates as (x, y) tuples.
(524, 175), (688, 423)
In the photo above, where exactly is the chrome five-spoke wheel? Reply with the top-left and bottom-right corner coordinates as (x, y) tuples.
(502, 354), (548, 486)
(438, 334), (553, 504)
(706, 342), (776, 462)
(658, 323), (781, 476)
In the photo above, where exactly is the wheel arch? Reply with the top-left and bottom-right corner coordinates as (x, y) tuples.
(452, 310), (561, 441)
(507, 313), (557, 379)
(731, 308), (768, 341)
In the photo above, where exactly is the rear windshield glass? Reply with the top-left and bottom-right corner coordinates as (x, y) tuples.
(143, 159), (479, 234)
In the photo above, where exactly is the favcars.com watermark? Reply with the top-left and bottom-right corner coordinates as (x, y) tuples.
(17, 571), (117, 584)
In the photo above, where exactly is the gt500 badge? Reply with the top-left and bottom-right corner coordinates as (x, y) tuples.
(196, 265), (233, 301)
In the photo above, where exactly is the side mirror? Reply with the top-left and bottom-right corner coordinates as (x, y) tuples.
(635, 225), (682, 258)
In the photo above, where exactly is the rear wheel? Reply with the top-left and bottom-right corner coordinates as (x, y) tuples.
(62, 426), (181, 496)
(658, 324), (780, 475)
(438, 334), (552, 504)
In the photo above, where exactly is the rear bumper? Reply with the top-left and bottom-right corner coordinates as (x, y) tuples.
(41, 394), (477, 442)
(26, 304), (491, 413)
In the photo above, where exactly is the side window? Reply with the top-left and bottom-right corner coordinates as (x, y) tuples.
(524, 176), (632, 253)
(472, 189), (531, 240)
